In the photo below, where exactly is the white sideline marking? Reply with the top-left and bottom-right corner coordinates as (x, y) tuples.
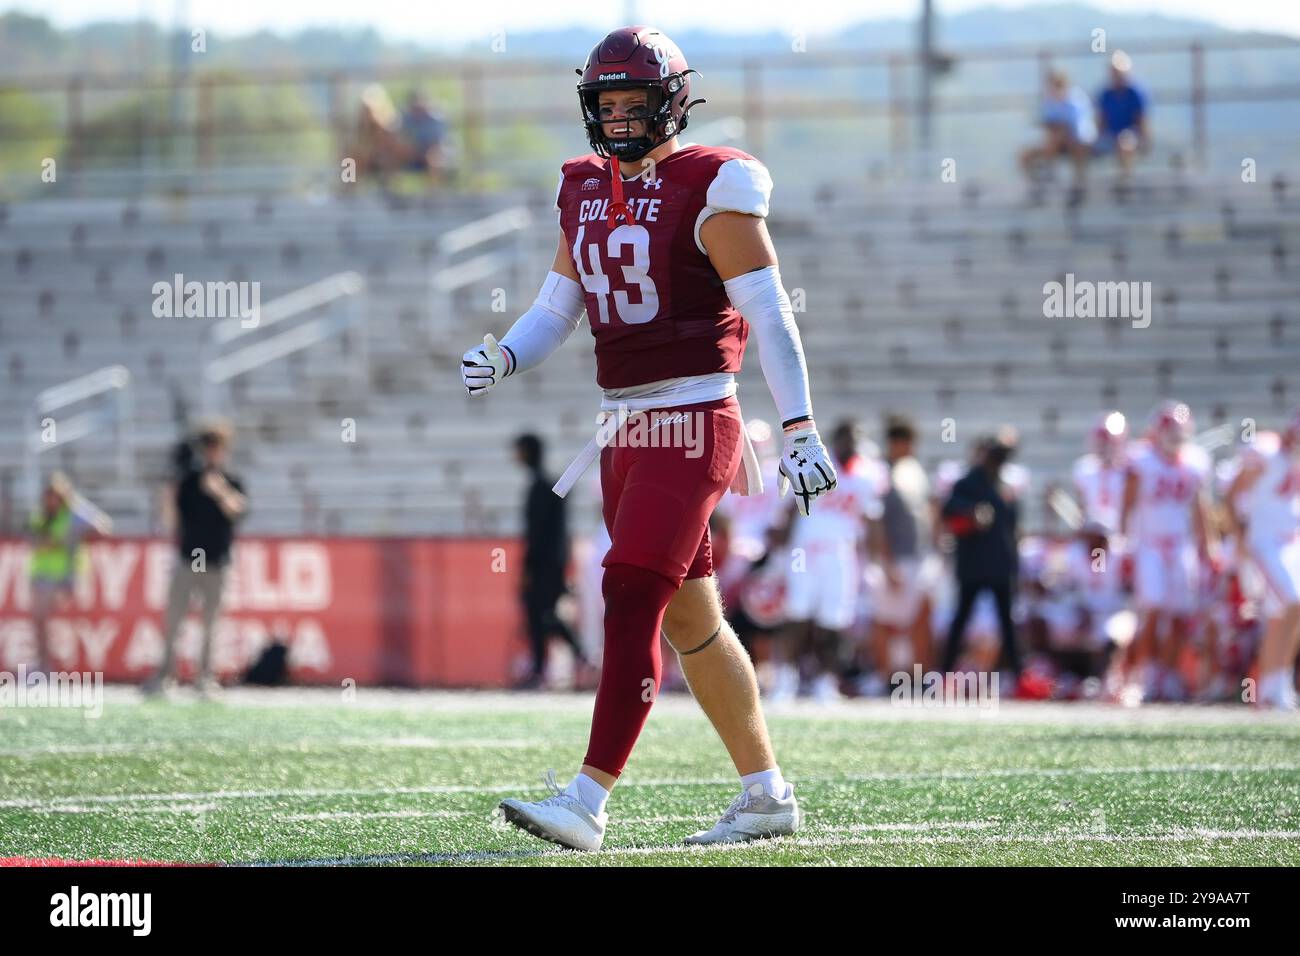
(615, 818), (1001, 831)
(838, 820), (999, 833)
(91, 684), (1300, 726)
(3, 762), (1297, 812)
(255, 827), (1300, 866)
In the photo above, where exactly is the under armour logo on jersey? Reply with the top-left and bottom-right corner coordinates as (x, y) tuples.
(641, 177), (663, 190)
(581, 177), (602, 190)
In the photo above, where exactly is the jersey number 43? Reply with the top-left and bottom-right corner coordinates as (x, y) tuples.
(573, 224), (660, 325)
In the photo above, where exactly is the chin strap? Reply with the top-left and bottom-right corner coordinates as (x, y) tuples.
(606, 155), (636, 229)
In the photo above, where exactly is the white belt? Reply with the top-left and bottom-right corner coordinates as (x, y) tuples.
(552, 396), (764, 500)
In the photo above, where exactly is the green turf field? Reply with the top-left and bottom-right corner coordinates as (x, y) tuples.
(1, 688), (1298, 866)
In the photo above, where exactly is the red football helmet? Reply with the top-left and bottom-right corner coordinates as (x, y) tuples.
(1147, 400), (1194, 454)
(576, 26), (703, 161)
(1089, 410), (1128, 461)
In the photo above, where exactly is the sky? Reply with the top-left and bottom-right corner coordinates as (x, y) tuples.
(8, 0), (1300, 43)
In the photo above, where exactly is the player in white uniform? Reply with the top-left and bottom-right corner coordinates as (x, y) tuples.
(1119, 401), (1213, 702)
(1225, 410), (1300, 710)
(1065, 523), (1128, 672)
(866, 415), (938, 692)
(776, 420), (886, 702)
(1073, 411), (1129, 535)
(714, 419), (788, 660)
(715, 420), (784, 603)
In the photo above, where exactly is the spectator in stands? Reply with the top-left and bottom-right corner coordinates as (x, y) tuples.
(514, 433), (592, 689)
(400, 91), (449, 187)
(1019, 69), (1095, 192)
(145, 420), (247, 698)
(351, 84), (411, 188)
(940, 427), (1024, 687)
(1094, 50), (1150, 180)
(27, 472), (111, 675)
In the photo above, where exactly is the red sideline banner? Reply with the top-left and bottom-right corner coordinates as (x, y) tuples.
(0, 538), (523, 687)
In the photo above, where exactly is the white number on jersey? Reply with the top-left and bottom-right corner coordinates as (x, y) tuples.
(573, 223), (660, 325)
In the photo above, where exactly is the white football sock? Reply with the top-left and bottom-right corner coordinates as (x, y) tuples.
(741, 767), (788, 799)
(566, 773), (609, 816)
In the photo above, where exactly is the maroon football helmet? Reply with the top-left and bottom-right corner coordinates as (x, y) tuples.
(576, 26), (703, 161)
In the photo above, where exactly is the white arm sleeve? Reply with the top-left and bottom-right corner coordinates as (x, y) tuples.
(694, 158), (773, 255)
(497, 271), (586, 376)
(723, 265), (813, 425)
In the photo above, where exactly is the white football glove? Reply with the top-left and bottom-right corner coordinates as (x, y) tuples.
(461, 333), (508, 397)
(777, 422), (838, 517)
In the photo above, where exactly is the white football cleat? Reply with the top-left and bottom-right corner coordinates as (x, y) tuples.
(811, 673), (843, 704)
(684, 782), (801, 845)
(498, 771), (607, 852)
(766, 663), (800, 702)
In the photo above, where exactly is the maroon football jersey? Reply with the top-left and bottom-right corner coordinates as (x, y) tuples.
(555, 144), (771, 389)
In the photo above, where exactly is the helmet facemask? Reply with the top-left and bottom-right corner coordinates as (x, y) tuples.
(579, 73), (697, 162)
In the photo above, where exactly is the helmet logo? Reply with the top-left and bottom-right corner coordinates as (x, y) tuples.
(650, 44), (672, 78)
(598, 72), (628, 81)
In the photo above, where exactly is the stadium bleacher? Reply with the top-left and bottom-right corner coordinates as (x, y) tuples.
(2, 168), (1297, 536)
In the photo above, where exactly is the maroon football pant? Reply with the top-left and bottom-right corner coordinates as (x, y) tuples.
(582, 397), (744, 779)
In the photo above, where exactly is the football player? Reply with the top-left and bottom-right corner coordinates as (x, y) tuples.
(1073, 411), (1129, 536)
(1119, 401), (1214, 702)
(867, 414), (936, 689)
(714, 419), (788, 655)
(463, 26), (835, 850)
(775, 420), (886, 703)
(1225, 410), (1300, 710)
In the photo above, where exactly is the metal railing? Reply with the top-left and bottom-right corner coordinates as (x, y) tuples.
(428, 206), (532, 335)
(201, 271), (368, 412)
(24, 365), (135, 504)
(2, 32), (1297, 192)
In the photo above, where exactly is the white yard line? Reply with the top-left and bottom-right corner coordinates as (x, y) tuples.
(0, 737), (536, 758)
(836, 820), (1000, 833)
(4, 762), (1297, 812)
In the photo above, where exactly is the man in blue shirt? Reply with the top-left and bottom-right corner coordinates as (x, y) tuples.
(1095, 50), (1150, 178)
(400, 91), (449, 186)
